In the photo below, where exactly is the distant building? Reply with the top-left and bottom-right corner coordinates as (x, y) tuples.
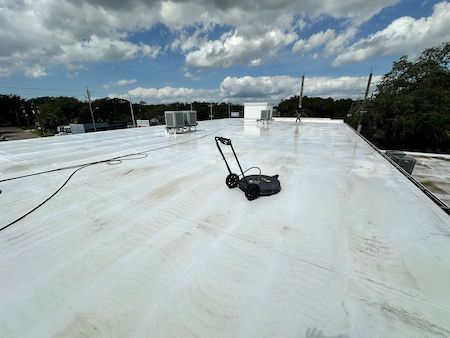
(136, 120), (150, 127)
(244, 102), (273, 120)
(69, 122), (127, 134)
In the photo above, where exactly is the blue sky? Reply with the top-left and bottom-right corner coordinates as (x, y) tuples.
(0, 0), (449, 104)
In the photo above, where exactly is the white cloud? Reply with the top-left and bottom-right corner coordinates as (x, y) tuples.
(117, 79), (137, 86)
(334, 2), (450, 65)
(220, 75), (382, 101)
(186, 29), (297, 68)
(103, 79), (138, 89)
(323, 28), (357, 56)
(57, 35), (159, 65)
(0, 0), (399, 76)
(0, 1), (159, 78)
(249, 59), (262, 67)
(293, 28), (357, 56)
(293, 29), (336, 53)
(183, 70), (201, 80)
(113, 74), (381, 104)
(171, 28), (208, 52)
(117, 86), (219, 103)
(293, 17), (308, 31)
(24, 66), (48, 78)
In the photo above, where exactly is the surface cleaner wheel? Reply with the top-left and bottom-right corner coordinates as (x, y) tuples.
(225, 173), (240, 188)
(245, 183), (260, 200)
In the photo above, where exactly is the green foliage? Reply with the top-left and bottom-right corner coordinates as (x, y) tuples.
(0, 94), (244, 133)
(0, 94), (26, 126)
(3, 43), (447, 151)
(35, 96), (87, 132)
(276, 95), (353, 119)
(350, 42), (450, 153)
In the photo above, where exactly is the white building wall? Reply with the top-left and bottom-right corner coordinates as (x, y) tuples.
(244, 102), (273, 119)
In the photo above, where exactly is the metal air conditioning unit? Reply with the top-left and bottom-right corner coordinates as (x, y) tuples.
(183, 110), (197, 127)
(165, 111), (185, 128)
(260, 110), (270, 120)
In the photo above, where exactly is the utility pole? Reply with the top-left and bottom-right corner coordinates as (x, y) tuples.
(24, 112), (30, 128)
(15, 111), (21, 127)
(190, 102), (193, 110)
(296, 75), (305, 123)
(357, 70), (373, 133)
(208, 103), (214, 120)
(364, 71), (373, 101)
(16, 108), (22, 127)
(129, 100), (136, 127)
(86, 87), (97, 132)
(228, 103), (231, 118)
(299, 75), (305, 109)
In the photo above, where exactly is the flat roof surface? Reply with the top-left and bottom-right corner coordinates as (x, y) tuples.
(1, 119), (449, 337)
(410, 153), (450, 206)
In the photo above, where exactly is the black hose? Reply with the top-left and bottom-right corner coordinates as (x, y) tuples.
(0, 153), (148, 232)
(0, 127), (225, 232)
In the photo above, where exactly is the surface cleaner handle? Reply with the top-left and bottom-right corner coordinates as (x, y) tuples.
(215, 137), (232, 146)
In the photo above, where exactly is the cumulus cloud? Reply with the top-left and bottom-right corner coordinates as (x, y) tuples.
(116, 86), (219, 103)
(0, 1), (159, 77)
(113, 74), (381, 104)
(323, 28), (357, 56)
(186, 29), (297, 68)
(24, 66), (48, 78)
(0, 0), (399, 77)
(293, 29), (336, 53)
(293, 28), (357, 57)
(334, 2), (450, 65)
(183, 70), (201, 80)
(0, 34), (159, 79)
(220, 75), (381, 101)
(57, 36), (160, 65)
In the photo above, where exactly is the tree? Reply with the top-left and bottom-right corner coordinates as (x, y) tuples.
(351, 42), (450, 152)
(0, 94), (26, 126)
(276, 95), (353, 118)
(33, 96), (85, 132)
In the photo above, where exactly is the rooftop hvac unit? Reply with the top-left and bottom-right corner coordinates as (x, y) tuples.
(165, 111), (185, 128)
(184, 111), (197, 126)
(260, 110), (270, 120)
(386, 150), (416, 174)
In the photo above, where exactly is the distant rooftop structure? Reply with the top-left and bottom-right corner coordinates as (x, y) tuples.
(0, 118), (449, 337)
(244, 102), (273, 120)
(69, 121), (128, 134)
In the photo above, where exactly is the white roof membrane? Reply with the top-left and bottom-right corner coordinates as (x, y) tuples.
(0, 119), (449, 337)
